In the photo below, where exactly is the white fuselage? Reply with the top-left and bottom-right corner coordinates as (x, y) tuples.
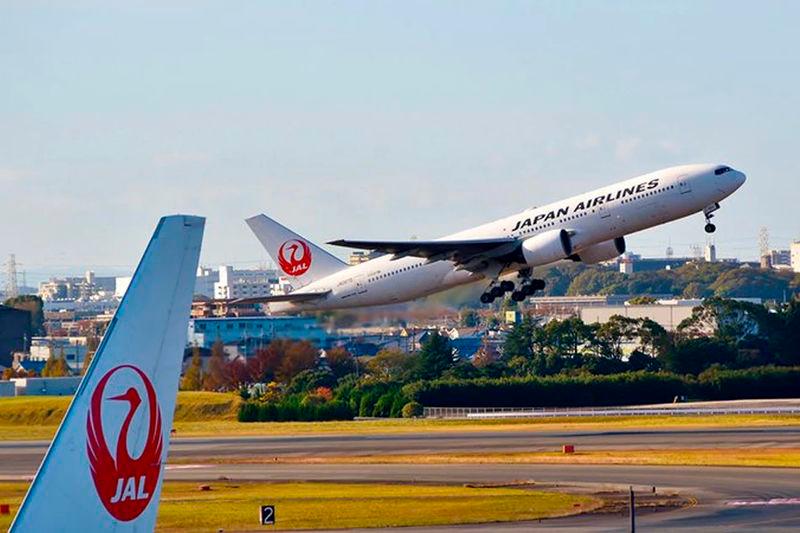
(270, 163), (745, 313)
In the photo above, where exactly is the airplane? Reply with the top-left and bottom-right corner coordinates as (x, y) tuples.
(10, 215), (204, 532)
(244, 163), (746, 313)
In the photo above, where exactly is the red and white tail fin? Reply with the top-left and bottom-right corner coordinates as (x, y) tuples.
(245, 213), (347, 287)
(10, 215), (204, 533)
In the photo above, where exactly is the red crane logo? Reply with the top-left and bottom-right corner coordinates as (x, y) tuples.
(278, 239), (312, 276)
(86, 365), (163, 521)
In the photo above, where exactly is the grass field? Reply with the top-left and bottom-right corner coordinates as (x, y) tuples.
(182, 448), (800, 469)
(1, 392), (799, 441)
(0, 481), (599, 531)
(0, 392), (240, 440)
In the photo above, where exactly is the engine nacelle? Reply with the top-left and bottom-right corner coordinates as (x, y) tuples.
(519, 229), (573, 267)
(571, 237), (626, 264)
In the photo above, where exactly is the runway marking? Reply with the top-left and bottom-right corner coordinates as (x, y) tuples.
(726, 498), (800, 506)
(164, 464), (210, 470)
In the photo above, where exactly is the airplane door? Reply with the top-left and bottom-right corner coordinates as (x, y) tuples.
(679, 177), (692, 194)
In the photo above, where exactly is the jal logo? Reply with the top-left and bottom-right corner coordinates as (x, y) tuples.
(86, 364), (163, 522)
(278, 239), (312, 276)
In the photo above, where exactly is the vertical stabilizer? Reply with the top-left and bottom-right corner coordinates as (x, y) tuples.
(11, 215), (204, 532)
(246, 213), (347, 287)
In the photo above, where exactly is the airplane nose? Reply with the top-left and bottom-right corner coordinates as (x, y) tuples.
(735, 170), (746, 188)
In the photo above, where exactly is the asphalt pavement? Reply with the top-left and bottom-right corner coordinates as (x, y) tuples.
(2, 426), (799, 530)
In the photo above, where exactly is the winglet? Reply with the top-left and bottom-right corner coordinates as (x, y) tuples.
(11, 215), (205, 532)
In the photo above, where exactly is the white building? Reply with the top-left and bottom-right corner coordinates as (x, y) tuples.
(195, 266), (220, 298)
(704, 244), (717, 263)
(792, 242), (800, 273)
(770, 249), (791, 267)
(115, 276), (132, 298)
(213, 266), (280, 300)
(39, 271), (118, 302)
(29, 336), (89, 372)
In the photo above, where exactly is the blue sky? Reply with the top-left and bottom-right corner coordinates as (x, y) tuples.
(1, 1), (798, 282)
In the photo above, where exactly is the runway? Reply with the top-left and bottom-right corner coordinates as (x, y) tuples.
(2, 426), (799, 530)
(3, 425), (799, 473)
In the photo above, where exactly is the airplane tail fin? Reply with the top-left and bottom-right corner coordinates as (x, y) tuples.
(10, 215), (204, 533)
(246, 213), (347, 287)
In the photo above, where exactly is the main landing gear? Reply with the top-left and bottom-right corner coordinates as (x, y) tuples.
(703, 202), (720, 234)
(480, 271), (546, 304)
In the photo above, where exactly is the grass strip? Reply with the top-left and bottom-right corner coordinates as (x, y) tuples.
(178, 448), (800, 469)
(0, 480), (598, 531)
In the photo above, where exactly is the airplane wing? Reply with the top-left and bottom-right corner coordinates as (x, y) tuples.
(327, 237), (519, 267)
(231, 290), (331, 305)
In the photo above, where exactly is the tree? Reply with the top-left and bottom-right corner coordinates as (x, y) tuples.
(660, 337), (736, 375)
(276, 340), (319, 383)
(325, 346), (356, 378)
(627, 296), (657, 305)
(460, 309), (479, 327)
(596, 315), (639, 359)
(248, 341), (286, 383)
(4, 295), (45, 335)
(181, 346), (204, 390)
(414, 331), (453, 380)
(287, 368), (337, 394)
(81, 351), (94, 375)
(366, 349), (414, 381)
(503, 315), (537, 360)
(42, 354), (70, 377)
(202, 340), (227, 391)
(224, 357), (250, 389)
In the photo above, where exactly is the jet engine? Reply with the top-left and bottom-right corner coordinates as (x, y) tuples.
(519, 229), (573, 266)
(570, 237), (626, 264)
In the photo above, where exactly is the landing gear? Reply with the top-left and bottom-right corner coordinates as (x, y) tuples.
(480, 274), (546, 304)
(703, 203), (720, 234)
(500, 280), (515, 292)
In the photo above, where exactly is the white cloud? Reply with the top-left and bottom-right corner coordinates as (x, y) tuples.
(614, 137), (642, 161)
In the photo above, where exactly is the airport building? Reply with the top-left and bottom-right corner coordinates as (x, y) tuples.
(580, 304), (695, 331)
(188, 315), (329, 356)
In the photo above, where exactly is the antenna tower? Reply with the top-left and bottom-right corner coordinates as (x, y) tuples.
(758, 226), (770, 258)
(5, 254), (19, 298)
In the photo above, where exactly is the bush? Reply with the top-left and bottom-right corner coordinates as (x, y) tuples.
(694, 366), (800, 400)
(402, 401), (424, 418)
(403, 372), (689, 408)
(238, 397), (354, 422)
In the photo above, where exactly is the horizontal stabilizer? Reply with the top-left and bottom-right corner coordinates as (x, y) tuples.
(231, 290), (331, 305)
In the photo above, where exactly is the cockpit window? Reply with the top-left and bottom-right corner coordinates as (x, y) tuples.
(714, 166), (733, 175)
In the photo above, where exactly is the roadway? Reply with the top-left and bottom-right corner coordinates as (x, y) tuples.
(1, 426), (799, 530)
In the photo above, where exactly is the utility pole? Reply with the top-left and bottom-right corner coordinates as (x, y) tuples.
(629, 486), (636, 533)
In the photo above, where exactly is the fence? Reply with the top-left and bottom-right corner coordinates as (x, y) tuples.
(423, 405), (800, 419)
